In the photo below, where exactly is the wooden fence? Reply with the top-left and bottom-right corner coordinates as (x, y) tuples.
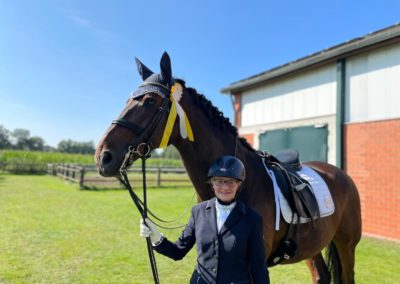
(47, 163), (191, 189)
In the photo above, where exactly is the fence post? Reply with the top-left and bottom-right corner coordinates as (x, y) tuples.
(79, 166), (85, 189)
(157, 167), (161, 187)
(65, 164), (68, 180)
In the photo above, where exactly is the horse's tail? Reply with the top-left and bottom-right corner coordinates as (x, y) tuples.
(326, 242), (342, 283)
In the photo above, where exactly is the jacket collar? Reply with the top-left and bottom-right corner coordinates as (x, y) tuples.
(206, 197), (246, 212)
(205, 197), (247, 236)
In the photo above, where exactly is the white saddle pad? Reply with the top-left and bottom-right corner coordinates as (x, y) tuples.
(262, 161), (335, 230)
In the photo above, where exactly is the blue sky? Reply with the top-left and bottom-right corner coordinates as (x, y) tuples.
(1, 0), (399, 147)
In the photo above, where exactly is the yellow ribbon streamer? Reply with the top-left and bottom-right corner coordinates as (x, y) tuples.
(184, 112), (194, 141)
(159, 83), (194, 148)
(159, 98), (177, 148)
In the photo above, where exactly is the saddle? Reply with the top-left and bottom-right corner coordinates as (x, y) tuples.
(261, 149), (321, 267)
(264, 149), (320, 223)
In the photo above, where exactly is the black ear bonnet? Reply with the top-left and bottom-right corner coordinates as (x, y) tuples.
(132, 52), (174, 99)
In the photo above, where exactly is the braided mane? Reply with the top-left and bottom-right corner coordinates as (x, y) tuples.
(176, 79), (255, 152)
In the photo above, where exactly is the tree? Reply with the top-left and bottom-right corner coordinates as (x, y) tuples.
(57, 139), (95, 154)
(0, 125), (12, 149)
(28, 136), (45, 151)
(12, 128), (31, 150)
(160, 145), (181, 159)
(57, 139), (73, 153)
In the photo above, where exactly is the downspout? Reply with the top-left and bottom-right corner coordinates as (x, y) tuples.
(230, 94), (235, 125)
(336, 59), (346, 169)
(230, 93), (242, 128)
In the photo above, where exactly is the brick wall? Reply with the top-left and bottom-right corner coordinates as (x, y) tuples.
(240, 133), (254, 147)
(344, 119), (400, 239)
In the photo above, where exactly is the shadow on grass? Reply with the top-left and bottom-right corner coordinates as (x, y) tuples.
(81, 184), (193, 192)
(80, 186), (126, 192)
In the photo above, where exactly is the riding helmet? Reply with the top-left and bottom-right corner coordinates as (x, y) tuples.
(208, 155), (246, 181)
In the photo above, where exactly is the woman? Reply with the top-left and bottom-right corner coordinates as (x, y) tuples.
(140, 155), (270, 284)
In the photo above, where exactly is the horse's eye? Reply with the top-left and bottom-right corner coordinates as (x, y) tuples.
(144, 97), (156, 106)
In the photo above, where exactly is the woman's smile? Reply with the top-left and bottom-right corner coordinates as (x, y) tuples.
(211, 177), (241, 202)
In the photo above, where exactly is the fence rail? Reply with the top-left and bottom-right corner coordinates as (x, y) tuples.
(47, 163), (191, 189)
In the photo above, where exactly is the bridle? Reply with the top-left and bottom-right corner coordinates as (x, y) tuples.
(111, 89), (189, 284)
(112, 93), (171, 157)
(112, 92), (170, 284)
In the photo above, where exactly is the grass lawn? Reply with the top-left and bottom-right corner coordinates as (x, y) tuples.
(0, 174), (399, 283)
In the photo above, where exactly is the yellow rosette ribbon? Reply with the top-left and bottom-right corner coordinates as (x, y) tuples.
(159, 83), (194, 148)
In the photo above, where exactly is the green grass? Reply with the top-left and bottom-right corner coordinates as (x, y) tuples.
(0, 175), (399, 283)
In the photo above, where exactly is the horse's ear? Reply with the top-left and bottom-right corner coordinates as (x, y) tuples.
(135, 57), (154, 80)
(160, 52), (173, 87)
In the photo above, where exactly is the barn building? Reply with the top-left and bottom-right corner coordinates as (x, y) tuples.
(221, 24), (400, 240)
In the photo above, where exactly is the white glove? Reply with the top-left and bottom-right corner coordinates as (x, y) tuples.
(140, 218), (163, 245)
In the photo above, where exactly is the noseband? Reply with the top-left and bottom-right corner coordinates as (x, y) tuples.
(112, 95), (171, 154)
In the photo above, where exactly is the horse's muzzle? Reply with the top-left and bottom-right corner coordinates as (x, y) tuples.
(97, 149), (120, 177)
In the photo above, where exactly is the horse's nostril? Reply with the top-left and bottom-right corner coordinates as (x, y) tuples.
(101, 150), (112, 165)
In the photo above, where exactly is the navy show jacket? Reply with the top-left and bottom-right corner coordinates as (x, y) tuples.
(154, 197), (269, 284)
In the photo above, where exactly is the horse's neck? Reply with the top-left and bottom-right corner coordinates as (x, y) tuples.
(171, 92), (272, 202)
(173, 120), (236, 200)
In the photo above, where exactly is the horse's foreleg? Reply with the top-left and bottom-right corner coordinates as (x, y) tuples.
(305, 253), (331, 284)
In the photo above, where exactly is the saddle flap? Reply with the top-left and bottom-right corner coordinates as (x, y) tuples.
(291, 182), (320, 220)
(270, 162), (320, 221)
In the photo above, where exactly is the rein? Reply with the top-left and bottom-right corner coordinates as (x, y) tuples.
(117, 143), (160, 284)
(113, 91), (191, 283)
(111, 79), (196, 282)
(117, 143), (192, 284)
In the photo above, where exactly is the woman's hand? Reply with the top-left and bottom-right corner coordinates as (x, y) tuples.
(140, 218), (163, 245)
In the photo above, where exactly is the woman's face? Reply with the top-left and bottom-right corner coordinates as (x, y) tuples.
(211, 177), (241, 202)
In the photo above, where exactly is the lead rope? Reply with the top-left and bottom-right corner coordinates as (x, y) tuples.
(118, 145), (160, 284)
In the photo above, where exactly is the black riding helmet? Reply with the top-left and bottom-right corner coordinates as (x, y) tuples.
(208, 155), (246, 181)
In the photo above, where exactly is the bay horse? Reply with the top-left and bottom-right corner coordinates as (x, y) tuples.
(95, 53), (361, 284)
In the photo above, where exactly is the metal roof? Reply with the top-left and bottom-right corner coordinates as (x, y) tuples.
(221, 23), (400, 94)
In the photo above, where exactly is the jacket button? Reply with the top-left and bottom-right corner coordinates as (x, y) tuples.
(212, 268), (216, 273)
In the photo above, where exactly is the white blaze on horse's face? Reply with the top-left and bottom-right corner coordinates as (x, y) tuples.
(211, 177), (241, 203)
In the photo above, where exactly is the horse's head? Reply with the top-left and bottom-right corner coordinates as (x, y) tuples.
(95, 52), (182, 176)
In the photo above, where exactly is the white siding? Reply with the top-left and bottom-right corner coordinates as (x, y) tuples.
(241, 64), (337, 127)
(345, 44), (400, 123)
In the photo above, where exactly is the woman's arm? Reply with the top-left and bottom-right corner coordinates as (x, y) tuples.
(249, 214), (270, 284)
(150, 208), (196, 261)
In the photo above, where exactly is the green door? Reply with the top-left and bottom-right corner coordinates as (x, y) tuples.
(258, 125), (327, 162)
